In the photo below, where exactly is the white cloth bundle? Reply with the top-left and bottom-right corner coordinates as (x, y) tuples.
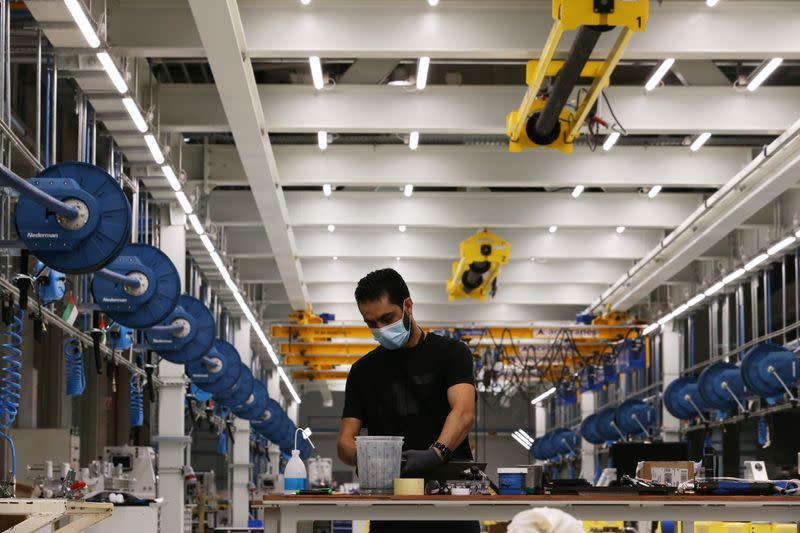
(507, 507), (585, 533)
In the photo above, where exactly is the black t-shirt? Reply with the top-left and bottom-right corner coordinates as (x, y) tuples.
(342, 332), (474, 458)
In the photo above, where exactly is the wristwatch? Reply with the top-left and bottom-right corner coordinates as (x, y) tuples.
(430, 442), (453, 463)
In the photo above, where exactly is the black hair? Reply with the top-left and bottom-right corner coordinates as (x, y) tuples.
(354, 268), (410, 308)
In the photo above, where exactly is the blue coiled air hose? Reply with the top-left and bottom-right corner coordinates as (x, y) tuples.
(0, 308), (23, 476)
(130, 375), (144, 428)
(64, 338), (86, 397)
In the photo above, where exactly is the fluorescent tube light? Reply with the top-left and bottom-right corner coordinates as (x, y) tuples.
(690, 132), (712, 152)
(531, 387), (557, 405)
(409, 131), (420, 150)
(200, 234), (215, 253)
(96, 52), (128, 93)
(404, 184), (414, 197)
(722, 268), (746, 284)
(416, 56), (430, 90)
(322, 184), (332, 197)
(616, 226), (626, 234)
(704, 281), (725, 296)
(175, 190), (193, 214)
(688, 294), (706, 307)
(744, 253), (769, 271)
(122, 97), (147, 133)
(64, 0), (100, 48)
(161, 165), (181, 192)
(642, 324), (659, 336)
(188, 214), (204, 235)
(673, 303), (689, 317)
(398, 225), (407, 232)
(278, 367), (302, 404)
(571, 185), (584, 198)
(144, 134), (164, 164)
(318, 131), (328, 150)
(657, 313), (674, 326)
(327, 224), (335, 232)
(768, 236), (796, 255)
(645, 58), (675, 91)
(603, 132), (621, 151)
(309, 56), (324, 90)
(748, 58), (783, 92)
(648, 185), (662, 199)
(548, 226), (558, 234)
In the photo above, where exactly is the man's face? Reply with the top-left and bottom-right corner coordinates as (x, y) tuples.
(358, 294), (409, 329)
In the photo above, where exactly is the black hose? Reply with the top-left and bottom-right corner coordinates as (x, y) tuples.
(531, 26), (604, 144)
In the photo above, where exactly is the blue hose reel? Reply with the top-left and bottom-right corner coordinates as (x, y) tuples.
(741, 344), (799, 399)
(532, 428), (578, 460)
(594, 406), (623, 441)
(10, 162), (132, 274)
(615, 399), (655, 436)
(186, 340), (242, 394)
(698, 361), (747, 411)
(147, 295), (216, 364)
(91, 243), (181, 329)
(231, 379), (269, 421)
(664, 376), (708, 420)
(580, 414), (605, 445)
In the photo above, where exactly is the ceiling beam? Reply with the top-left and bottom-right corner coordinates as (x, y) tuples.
(160, 84), (800, 136)
(208, 190), (701, 229)
(305, 302), (583, 324)
(186, 0), (308, 309)
(290, 227), (662, 261)
(108, 1), (800, 60)
(308, 282), (607, 306)
(185, 143), (750, 189)
(297, 257), (631, 286)
(273, 145), (750, 189)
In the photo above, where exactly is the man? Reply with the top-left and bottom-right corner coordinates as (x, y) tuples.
(337, 268), (478, 533)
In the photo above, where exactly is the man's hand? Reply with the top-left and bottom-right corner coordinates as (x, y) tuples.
(401, 449), (443, 477)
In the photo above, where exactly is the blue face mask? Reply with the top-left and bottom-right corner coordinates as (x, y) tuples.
(371, 306), (411, 350)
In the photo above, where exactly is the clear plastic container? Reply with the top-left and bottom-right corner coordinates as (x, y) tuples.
(355, 436), (404, 494)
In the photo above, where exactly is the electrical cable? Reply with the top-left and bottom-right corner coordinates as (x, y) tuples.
(0, 307), (23, 477)
(64, 337), (86, 396)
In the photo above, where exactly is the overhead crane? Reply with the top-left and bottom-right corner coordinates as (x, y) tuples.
(506, 0), (648, 153)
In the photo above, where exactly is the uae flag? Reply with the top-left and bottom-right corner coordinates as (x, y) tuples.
(61, 294), (78, 326)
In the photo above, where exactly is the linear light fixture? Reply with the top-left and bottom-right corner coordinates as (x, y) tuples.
(648, 185), (663, 199)
(96, 52), (128, 93)
(175, 190), (193, 214)
(143, 134), (165, 164)
(745, 253), (770, 271)
(687, 293), (706, 307)
(603, 132), (621, 151)
(64, 0), (100, 48)
(571, 185), (584, 199)
(200, 234), (215, 253)
(427, 0), (440, 5)
(690, 132), (712, 152)
(531, 387), (557, 405)
(517, 429), (534, 443)
(322, 183), (332, 197)
(511, 432), (531, 450)
(616, 226), (626, 234)
(642, 323), (659, 335)
(645, 58), (675, 91)
(188, 214), (204, 235)
(122, 98), (148, 133)
(722, 268), (745, 284)
(548, 225), (558, 234)
(398, 225), (407, 233)
(409, 131), (420, 150)
(327, 224), (336, 232)
(748, 58), (783, 92)
(768, 236), (797, 255)
(416, 56), (431, 90)
(404, 184), (414, 197)
(309, 56), (324, 90)
(318, 131), (328, 150)
(706, 0), (720, 7)
(704, 281), (725, 297)
(161, 165), (181, 192)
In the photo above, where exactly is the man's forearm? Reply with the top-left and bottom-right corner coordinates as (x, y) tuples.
(337, 439), (358, 466)
(434, 408), (476, 453)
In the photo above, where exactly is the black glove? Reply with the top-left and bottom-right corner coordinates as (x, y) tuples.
(401, 448), (443, 477)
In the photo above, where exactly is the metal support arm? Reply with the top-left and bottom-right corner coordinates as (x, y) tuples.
(93, 268), (142, 289)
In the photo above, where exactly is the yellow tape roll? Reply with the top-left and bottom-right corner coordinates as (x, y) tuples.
(393, 478), (424, 496)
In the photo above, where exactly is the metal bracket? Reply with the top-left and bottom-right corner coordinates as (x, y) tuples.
(685, 394), (708, 423)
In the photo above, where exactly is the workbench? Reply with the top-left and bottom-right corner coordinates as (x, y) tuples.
(0, 499), (112, 533)
(254, 495), (800, 533)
